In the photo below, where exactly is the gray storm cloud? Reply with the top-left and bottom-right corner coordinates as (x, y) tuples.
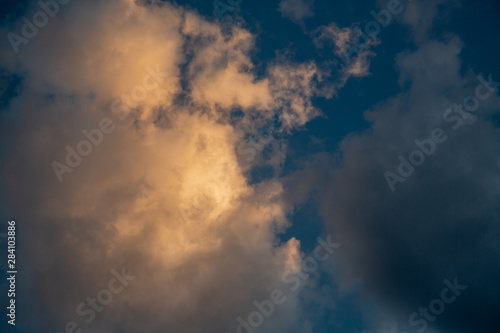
(306, 3), (500, 333)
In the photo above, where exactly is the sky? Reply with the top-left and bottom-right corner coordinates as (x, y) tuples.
(0, 0), (499, 333)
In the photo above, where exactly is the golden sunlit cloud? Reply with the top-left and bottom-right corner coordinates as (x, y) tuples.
(0, 0), (336, 332)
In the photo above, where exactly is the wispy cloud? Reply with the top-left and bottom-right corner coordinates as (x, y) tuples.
(278, 0), (314, 26)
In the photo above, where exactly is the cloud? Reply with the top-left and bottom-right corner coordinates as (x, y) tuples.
(377, 0), (461, 44)
(314, 22), (380, 87)
(281, 3), (500, 331)
(0, 0), (337, 332)
(315, 34), (500, 333)
(278, 0), (315, 25)
(269, 60), (334, 129)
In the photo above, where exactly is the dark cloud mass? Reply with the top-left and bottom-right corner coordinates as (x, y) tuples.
(319, 18), (500, 333)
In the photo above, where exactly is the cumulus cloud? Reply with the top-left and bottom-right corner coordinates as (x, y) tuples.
(308, 26), (500, 333)
(0, 0), (337, 332)
(285, 4), (500, 333)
